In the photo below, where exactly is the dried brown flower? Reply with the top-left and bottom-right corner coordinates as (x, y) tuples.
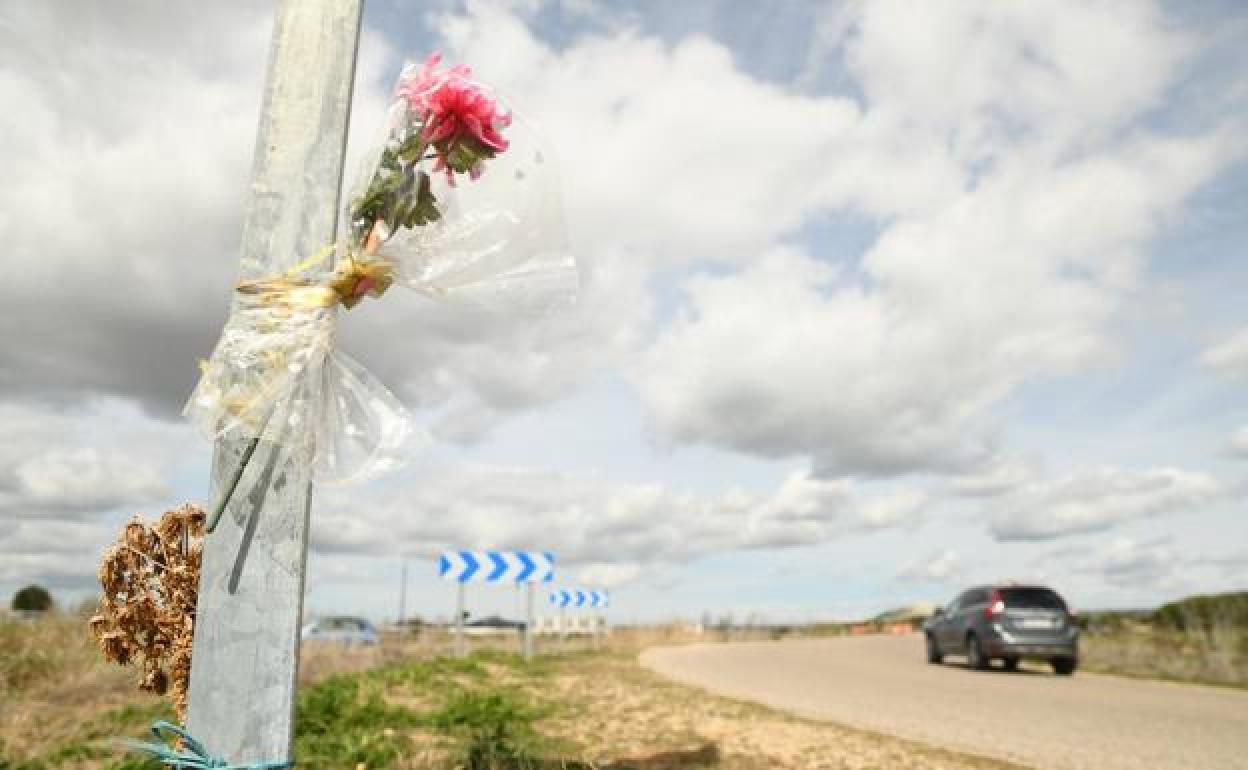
(89, 504), (205, 722)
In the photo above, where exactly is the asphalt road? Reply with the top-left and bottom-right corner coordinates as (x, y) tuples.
(641, 635), (1248, 770)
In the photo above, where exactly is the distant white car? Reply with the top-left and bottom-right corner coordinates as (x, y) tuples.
(301, 615), (379, 646)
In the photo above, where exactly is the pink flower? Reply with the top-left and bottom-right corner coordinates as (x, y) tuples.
(396, 52), (470, 113)
(396, 53), (511, 183)
(420, 76), (511, 152)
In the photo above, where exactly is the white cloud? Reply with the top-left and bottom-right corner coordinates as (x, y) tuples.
(0, 400), (186, 592)
(1230, 426), (1248, 457)
(0, 3), (273, 411)
(897, 548), (960, 582)
(0, 2), (647, 442)
(950, 456), (1037, 497)
(988, 466), (1223, 541)
(13, 448), (167, 514)
(576, 562), (642, 588)
(310, 466), (919, 567)
(0, 1), (1243, 617)
(0, 553), (105, 589)
(1202, 326), (1248, 379)
(435, 6), (864, 264)
(840, 1), (1186, 154)
(2, 0), (1238, 460)
(633, 0), (1235, 477)
(1026, 537), (1246, 609)
(0, 401), (179, 520)
(1095, 538), (1180, 588)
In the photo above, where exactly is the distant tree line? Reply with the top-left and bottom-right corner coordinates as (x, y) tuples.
(1152, 591), (1248, 632)
(10, 584), (54, 613)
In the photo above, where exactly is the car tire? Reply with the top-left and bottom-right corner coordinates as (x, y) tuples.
(1003, 657), (1019, 672)
(926, 634), (943, 664)
(1052, 657), (1077, 676)
(966, 634), (989, 670)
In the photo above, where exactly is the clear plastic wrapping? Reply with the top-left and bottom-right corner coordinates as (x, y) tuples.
(185, 54), (576, 499)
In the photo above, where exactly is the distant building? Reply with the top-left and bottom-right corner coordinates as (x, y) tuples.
(872, 602), (938, 628)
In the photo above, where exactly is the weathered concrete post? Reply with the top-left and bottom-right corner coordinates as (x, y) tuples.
(185, 1), (362, 762)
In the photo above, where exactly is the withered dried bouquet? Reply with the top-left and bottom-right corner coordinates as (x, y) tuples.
(89, 504), (204, 721)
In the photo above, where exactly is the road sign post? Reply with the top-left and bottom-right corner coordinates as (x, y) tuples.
(455, 582), (466, 659)
(439, 550), (554, 660)
(185, 1), (362, 762)
(549, 588), (609, 652)
(524, 582), (535, 660)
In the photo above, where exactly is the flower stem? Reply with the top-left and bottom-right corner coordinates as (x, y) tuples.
(205, 407), (276, 534)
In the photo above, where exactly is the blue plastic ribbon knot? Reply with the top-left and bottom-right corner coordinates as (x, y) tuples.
(124, 721), (293, 770)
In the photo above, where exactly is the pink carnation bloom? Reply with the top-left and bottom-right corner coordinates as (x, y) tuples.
(396, 53), (511, 182)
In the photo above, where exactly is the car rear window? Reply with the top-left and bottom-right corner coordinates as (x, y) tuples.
(1001, 588), (1066, 610)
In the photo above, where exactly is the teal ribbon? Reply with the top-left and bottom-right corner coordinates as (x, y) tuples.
(124, 721), (293, 770)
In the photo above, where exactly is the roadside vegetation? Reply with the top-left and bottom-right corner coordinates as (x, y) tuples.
(5, 613), (1029, 770)
(5, 592), (1244, 769)
(1079, 591), (1248, 689)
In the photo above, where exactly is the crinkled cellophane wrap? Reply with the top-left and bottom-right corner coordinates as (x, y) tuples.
(185, 280), (415, 490)
(184, 61), (576, 522)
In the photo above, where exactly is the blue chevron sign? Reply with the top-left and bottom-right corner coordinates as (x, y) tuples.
(548, 588), (609, 609)
(438, 551), (555, 584)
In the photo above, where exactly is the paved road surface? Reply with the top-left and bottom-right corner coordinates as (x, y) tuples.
(641, 636), (1248, 770)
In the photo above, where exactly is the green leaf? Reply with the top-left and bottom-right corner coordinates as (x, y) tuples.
(397, 132), (427, 164)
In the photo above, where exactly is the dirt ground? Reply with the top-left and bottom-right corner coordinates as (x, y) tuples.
(4, 617), (1030, 769)
(512, 651), (1032, 770)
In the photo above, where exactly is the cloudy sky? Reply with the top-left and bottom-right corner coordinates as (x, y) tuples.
(1, 0), (1245, 624)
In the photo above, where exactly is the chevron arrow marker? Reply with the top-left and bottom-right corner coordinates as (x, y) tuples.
(516, 552), (536, 582)
(440, 550), (557, 583)
(459, 551), (480, 583)
(487, 551), (508, 581)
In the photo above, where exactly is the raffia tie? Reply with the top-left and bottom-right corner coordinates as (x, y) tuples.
(184, 247), (416, 532)
(123, 721), (293, 770)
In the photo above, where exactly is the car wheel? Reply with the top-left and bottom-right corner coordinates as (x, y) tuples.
(926, 634), (943, 664)
(966, 634), (989, 670)
(1052, 657), (1076, 676)
(1003, 657), (1019, 672)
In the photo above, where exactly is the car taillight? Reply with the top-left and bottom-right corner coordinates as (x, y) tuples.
(984, 590), (1004, 620)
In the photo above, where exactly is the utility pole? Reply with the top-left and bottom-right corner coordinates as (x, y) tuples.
(398, 557), (408, 649)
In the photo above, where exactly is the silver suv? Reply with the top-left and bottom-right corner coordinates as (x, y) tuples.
(924, 584), (1078, 675)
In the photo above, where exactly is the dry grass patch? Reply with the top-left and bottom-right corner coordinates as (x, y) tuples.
(3, 617), (1033, 770)
(1, 612), (173, 764)
(1080, 623), (1248, 689)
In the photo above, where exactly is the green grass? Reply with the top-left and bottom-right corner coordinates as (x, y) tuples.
(421, 689), (554, 770)
(5, 648), (566, 770)
(294, 652), (568, 770)
(294, 672), (419, 770)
